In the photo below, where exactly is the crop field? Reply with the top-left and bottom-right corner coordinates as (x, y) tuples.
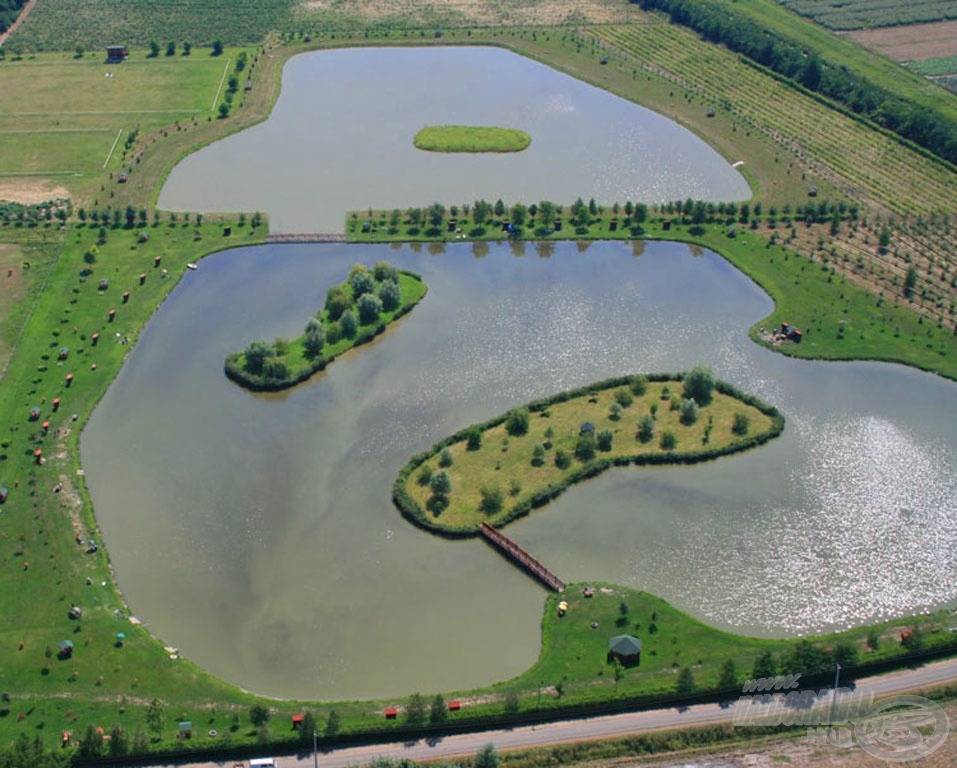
(779, 0), (957, 31)
(0, 52), (236, 201)
(6, 0), (294, 51)
(591, 22), (957, 220)
(908, 56), (957, 76)
(849, 20), (957, 62)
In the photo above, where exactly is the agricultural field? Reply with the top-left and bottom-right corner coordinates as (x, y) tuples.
(4, 0), (295, 51)
(590, 21), (957, 219)
(0, 50), (242, 203)
(849, 20), (957, 62)
(778, 0), (957, 31)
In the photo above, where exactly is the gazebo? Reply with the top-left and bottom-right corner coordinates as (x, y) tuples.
(607, 634), (642, 667)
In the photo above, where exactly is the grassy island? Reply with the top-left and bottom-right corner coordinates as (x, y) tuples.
(413, 125), (532, 153)
(225, 262), (427, 391)
(394, 371), (783, 535)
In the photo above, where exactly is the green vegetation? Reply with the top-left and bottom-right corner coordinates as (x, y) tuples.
(395, 374), (782, 535)
(6, 0), (295, 50)
(0, 5), (956, 761)
(413, 125), (531, 153)
(225, 263), (426, 390)
(909, 56), (957, 76)
(632, 0), (957, 166)
(509, 584), (957, 704)
(779, 0), (957, 31)
(0, 50), (255, 202)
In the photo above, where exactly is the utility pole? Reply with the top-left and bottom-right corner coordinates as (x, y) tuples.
(313, 728), (318, 768)
(829, 662), (842, 730)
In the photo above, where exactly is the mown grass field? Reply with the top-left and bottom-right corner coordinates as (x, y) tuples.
(0, 51), (241, 202)
(406, 381), (775, 531)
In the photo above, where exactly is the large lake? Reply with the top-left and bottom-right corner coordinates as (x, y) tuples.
(158, 47), (751, 232)
(81, 241), (957, 700)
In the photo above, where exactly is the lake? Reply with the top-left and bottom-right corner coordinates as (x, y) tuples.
(81, 240), (957, 700)
(158, 46), (751, 233)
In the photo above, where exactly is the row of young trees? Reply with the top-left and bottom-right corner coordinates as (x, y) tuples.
(632, 0), (957, 166)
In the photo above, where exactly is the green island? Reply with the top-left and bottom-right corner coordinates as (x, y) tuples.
(0, 0), (956, 761)
(224, 262), (427, 391)
(395, 371), (783, 535)
(413, 125), (532, 153)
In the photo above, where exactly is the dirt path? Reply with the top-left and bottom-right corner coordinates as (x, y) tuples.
(0, 0), (39, 48)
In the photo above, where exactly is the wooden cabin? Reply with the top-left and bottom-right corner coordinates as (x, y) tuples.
(607, 634), (642, 667)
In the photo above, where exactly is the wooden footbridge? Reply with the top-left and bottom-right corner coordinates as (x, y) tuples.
(478, 522), (565, 592)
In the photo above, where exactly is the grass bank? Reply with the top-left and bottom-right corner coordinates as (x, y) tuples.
(413, 125), (531, 153)
(395, 374), (782, 535)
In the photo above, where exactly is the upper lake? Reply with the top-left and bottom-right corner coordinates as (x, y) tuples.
(158, 46), (751, 232)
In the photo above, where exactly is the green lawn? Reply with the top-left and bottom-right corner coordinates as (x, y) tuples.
(0, 50), (247, 199)
(414, 126), (531, 153)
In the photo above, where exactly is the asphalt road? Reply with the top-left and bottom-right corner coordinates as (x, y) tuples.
(148, 658), (957, 768)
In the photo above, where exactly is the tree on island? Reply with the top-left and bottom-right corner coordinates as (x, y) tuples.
(340, 309), (358, 339)
(378, 279), (401, 312)
(505, 408), (530, 436)
(325, 285), (350, 321)
(637, 413), (655, 443)
(575, 433), (597, 461)
(683, 366), (716, 405)
(430, 470), (452, 497)
(374, 261), (399, 282)
(349, 264), (376, 298)
(466, 426), (482, 451)
(303, 318), (324, 356)
(680, 398), (699, 425)
(243, 340), (275, 375)
(480, 486), (504, 515)
(357, 293), (383, 325)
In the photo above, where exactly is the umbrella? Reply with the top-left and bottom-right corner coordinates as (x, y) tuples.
(115, 632), (126, 641)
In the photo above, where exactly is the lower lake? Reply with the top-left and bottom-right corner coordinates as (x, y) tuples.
(81, 240), (957, 700)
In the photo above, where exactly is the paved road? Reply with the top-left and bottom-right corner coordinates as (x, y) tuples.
(151, 659), (957, 768)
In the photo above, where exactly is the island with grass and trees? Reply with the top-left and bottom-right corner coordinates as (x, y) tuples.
(413, 125), (532, 153)
(225, 261), (427, 391)
(394, 368), (784, 536)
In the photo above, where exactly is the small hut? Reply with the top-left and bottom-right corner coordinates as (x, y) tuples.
(106, 46), (128, 63)
(58, 640), (74, 659)
(607, 634), (642, 667)
(178, 721), (192, 739)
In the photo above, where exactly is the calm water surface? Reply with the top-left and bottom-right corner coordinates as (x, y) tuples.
(159, 47), (750, 232)
(81, 241), (957, 700)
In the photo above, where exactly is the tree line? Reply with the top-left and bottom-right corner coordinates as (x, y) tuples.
(0, 0), (26, 35)
(632, 0), (957, 167)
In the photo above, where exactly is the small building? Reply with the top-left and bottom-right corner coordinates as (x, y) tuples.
(580, 422), (596, 436)
(178, 721), (193, 739)
(607, 634), (642, 667)
(106, 46), (128, 63)
(58, 640), (74, 659)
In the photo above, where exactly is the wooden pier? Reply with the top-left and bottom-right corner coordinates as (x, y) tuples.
(478, 522), (565, 592)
